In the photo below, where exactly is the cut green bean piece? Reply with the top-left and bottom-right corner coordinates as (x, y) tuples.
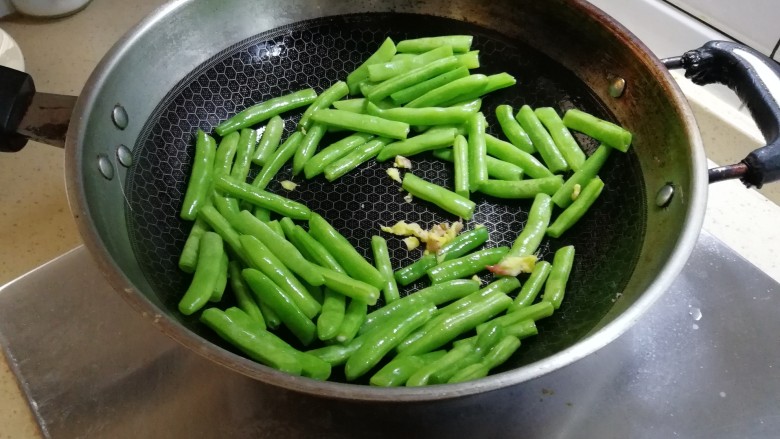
(298, 81), (350, 132)
(563, 108), (632, 152)
(547, 177), (605, 238)
(313, 266), (381, 306)
(366, 56), (461, 102)
(347, 37), (396, 96)
(543, 245), (575, 309)
(370, 351), (447, 387)
(477, 176), (563, 199)
(390, 66), (469, 105)
(516, 105), (569, 174)
(552, 144), (611, 208)
(210, 251), (229, 302)
(179, 231), (223, 315)
(293, 122), (327, 176)
(336, 299), (368, 344)
(453, 134), (470, 198)
(289, 226), (345, 273)
(371, 236), (400, 304)
(394, 253), (438, 286)
(426, 247), (509, 283)
(479, 302), (553, 334)
(310, 109), (409, 140)
(396, 35), (473, 53)
(456, 50), (480, 69)
(307, 334), (365, 367)
(303, 132), (375, 179)
(266, 219), (284, 237)
(180, 130), (216, 220)
(317, 288), (346, 341)
(502, 319), (538, 339)
(438, 73), (517, 106)
(251, 115), (284, 165)
(212, 193), (240, 223)
(535, 107), (586, 171)
(367, 45), (454, 82)
(406, 74), (488, 108)
(510, 260), (552, 309)
(198, 205), (244, 261)
(406, 341), (473, 386)
(216, 88), (317, 136)
(507, 193), (553, 259)
(324, 137), (391, 181)
(433, 148), (525, 181)
(215, 175), (311, 220)
(376, 127), (456, 162)
(467, 112), (488, 191)
(485, 134), (553, 179)
(401, 172), (476, 219)
(228, 260), (265, 328)
(495, 105), (534, 154)
(252, 131), (303, 190)
(213, 131), (240, 179)
(437, 226), (489, 262)
(366, 101), (476, 126)
(230, 128), (258, 182)
(331, 98), (367, 113)
(254, 206), (271, 222)
(179, 217), (209, 273)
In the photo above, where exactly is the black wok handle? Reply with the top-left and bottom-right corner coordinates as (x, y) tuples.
(0, 65), (35, 152)
(662, 41), (780, 188)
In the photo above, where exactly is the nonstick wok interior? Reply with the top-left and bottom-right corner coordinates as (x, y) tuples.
(124, 13), (646, 383)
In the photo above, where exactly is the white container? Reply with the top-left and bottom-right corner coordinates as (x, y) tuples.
(10, 0), (91, 18)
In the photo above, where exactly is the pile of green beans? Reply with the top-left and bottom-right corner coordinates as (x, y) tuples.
(176, 34), (634, 386)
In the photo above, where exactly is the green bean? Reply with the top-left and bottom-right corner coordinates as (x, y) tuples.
(346, 302), (435, 380)
(331, 98), (367, 113)
(198, 205), (244, 261)
(317, 288), (346, 341)
(401, 172), (476, 220)
(252, 131), (303, 189)
(215, 175), (311, 220)
(303, 132), (375, 179)
(452, 134), (470, 198)
(563, 108), (632, 152)
(396, 35), (473, 53)
(308, 213), (385, 288)
(225, 307), (331, 380)
(432, 324), (503, 383)
(440, 73), (517, 106)
(510, 260), (552, 309)
(478, 301), (553, 334)
(455, 50), (480, 68)
(181, 130), (216, 220)
(437, 226), (489, 262)
(367, 45), (454, 82)
(394, 253), (438, 286)
(253, 206), (271, 222)
(535, 107), (586, 171)
(213, 131), (239, 178)
(366, 101), (476, 126)
(179, 217), (210, 273)
(503, 319), (538, 339)
(347, 37), (396, 96)
(231, 210), (325, 286)
(449, 335), (521, 383)
(366, 56), (461, 102)
(516, 105), (568, 174)
(178, 232), (224, 315)
(376, 127), (456, 162)
(212, 193), (240, 222)
(292, 122), (327, 176)
(495, 105), (534, 154)
(370, 351), (447, 387)
(288, 225), (345, 272)
(336, 299), (368, 343)
(406, 74), (488, 108)
(426, 247), (509, 283)
(266, 219), (285, 237)
(477, 176), (563, 199)
(310, 109), (409, 140)
(543, 245), (575, 309)
(506, 193), (553, 258)
(552, 144), (611, 208)
(231, 128), (258, 182)
(239, 235), (321, 319)
(228, 260), (265, 328)
(298, 81), (350, 132)
(313, 266), (381, 305)
(200, 308), (302, 375)
(242, 268), (316, 346)
(324, 137), (391, 181)
(390, 66), (469, 105)
(260, 303), (282, 330)
(210, 251), (229, 302)
(485, 134), (552, 179)
(371, 236), (400, 304)
(547, 177), (604, 238)
(399, 291), (512, 356)
(307, 334), (366, 366)
(433, 148), (524, 181)
(215, 88), (317, 136)
(405, 340), (474, 386)
(467, 112), (488, 191)
(251, 115), (284, 165)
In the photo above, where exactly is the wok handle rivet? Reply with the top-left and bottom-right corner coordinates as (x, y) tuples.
(116, 144), (133, 167)
(97, 154), (115, 180)
(655, 183), (675, 207)
(112, 104), (128, 130)
(608, 77), (626, 98)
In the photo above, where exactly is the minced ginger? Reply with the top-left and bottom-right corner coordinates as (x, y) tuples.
(381, 220), (464, 253)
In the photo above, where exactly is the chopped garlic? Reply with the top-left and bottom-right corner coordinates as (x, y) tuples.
(280, 180), (298, 191)
(393, 155), (412, 169)
(471, 275), (482, 284)
(403, 193), (414, 203)
(571, 183), (582, 201)
(486, 255), (538, 276)
(387, 167), (402, 183)
(380, 220), (464, 253)
(403, 236), (420, 251)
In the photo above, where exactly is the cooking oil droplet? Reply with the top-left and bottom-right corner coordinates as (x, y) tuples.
(689, 307), (702, 321)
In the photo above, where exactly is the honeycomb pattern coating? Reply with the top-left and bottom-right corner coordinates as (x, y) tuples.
(127, 13), (646, 375)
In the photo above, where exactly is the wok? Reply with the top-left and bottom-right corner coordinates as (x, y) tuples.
(1, 0), (778, 401)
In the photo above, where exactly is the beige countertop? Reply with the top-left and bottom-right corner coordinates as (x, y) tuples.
(1, 2), (780, 438)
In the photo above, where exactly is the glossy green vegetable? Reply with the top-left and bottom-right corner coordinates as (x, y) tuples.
(336, 299), (368, 344)
(365, 101), (476, 126)
(563, 108), (633, 152)
(455, 50), (480, 69)
(306, 334), (366, 366)
(477, 176), (563, 199)
(197, 205), (244, 261)
(405, 340), (474, 386)
(331, 98), (367, 113)
(215, 175), (311, 219)
(543, 245), (575, 309)
(367, 45), (454, 82)
(212, 194), (240, 223)
(371, 236), (400, 304)
(396, 35), (473, 53)
(317, 288), (346, 341)
(346, 37), (396, 95)
(292, 122), (327, 176)
(516, 105), (569, 174)
(180, 130), (216, 220)
(228, 260), (265, 327)
(394, 253), (438, 286)
(506, 193), (553, 258)
(479, 301), (554, 335)
(440, 72), (516, 106)
(179, 217), (209, 273)
(252, 131), (303, 189)
(433, 148), (525, 181)
(216, 88), (317, 136)
(535, 107), (586, 171)
(448, 335), (521, 383)
(401, 172), (476, 219)
(376, 127), (457, 162)
(251, 115), (284, 165)
(552, 144), (611, 208)
(467, 112), (488, 191)
(406, 74), (487, 108)
(230, 128), (258, 182)
(298, 81), (350, 132)
(313, 266), (381, 306)
(452, 134), (470, 198)
(210, 251), (229, 302)
(427, 247), (509, 283)
(510, 261), (552, 309)
(495, 105), (534, 154)
(213, 131), (240, 178)
(178, 231), (223, 315)
(370, 351), (447, 387)
(390, 66), (469, 105)
(324, 137), (391, 181)
(310, 109), (409, 140)
(437, 226), (489, 262)
(485, 134), (553, 179)
(303, 133), (374, 179)
(366, 56), (461, 102)
(547, 177), (605, 238)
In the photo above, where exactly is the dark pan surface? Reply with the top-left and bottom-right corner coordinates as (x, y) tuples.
(127, 13), (646, 381)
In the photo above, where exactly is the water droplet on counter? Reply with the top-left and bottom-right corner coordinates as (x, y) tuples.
(689, 307), (702, 321)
